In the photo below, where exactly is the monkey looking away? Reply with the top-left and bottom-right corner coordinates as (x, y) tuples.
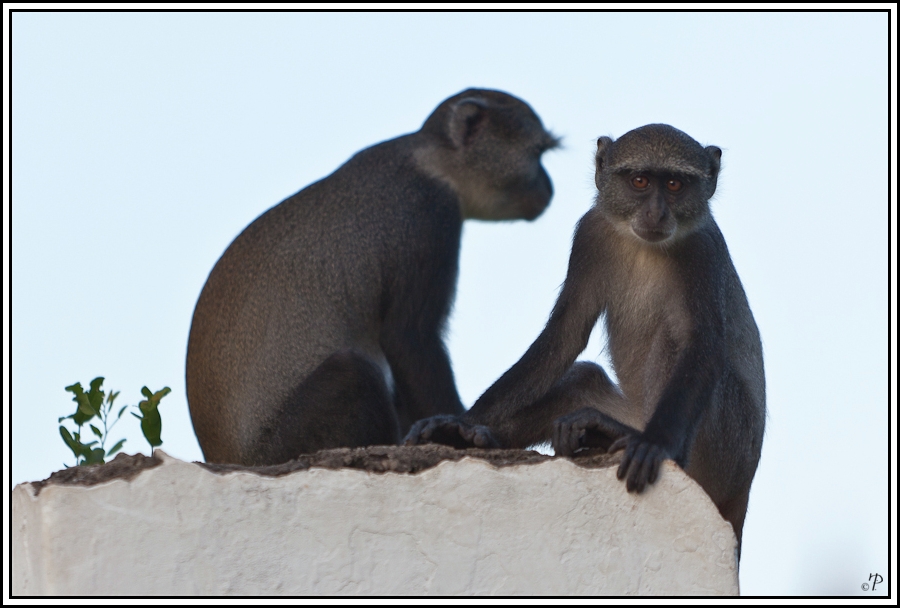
(186, 89), (559, 467)
(405, 124), (766, 552)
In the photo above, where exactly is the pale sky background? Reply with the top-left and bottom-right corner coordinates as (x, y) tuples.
(5, 10), (895, 597)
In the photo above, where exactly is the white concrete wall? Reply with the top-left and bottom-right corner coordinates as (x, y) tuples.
(12, 450), (738, 596)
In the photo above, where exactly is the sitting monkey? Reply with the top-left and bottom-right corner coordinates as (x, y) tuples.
(405, 124), (765, 552)
(187, 89), (559, 467)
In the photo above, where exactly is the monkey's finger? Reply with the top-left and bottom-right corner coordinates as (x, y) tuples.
(551, 421), (574, 456)
(575, 408), (630, 438)
(553, 433), (573, 457)
(422, 417), (458, 443)
(647, 449), (662, 486)
(631, 444), (660, 493)
(473, 427), (499, 449)
(402, 421), (427, 445)
(568, 426), (586, 456)
(609, 436), (629, 454)
(550, 424), (564, 455)
(457, 423), (475, 443)
(625, 442), (650, 492)
(616, 439), (637, 481)
(418, 420), (438, 441)
(459, 423), (484, 446)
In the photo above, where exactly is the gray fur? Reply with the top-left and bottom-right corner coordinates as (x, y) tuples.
(405, 124), (765, 555)
(187, 89), (557, 466)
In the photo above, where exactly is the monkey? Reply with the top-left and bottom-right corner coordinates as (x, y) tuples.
(404, 124), (766, 552)
(186, 89), (560, 467)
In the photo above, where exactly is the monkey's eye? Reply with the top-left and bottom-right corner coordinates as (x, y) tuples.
(631, 176), (650, 189)
(665, 179), (683, 192)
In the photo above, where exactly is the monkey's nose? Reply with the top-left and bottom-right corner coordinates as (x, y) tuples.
(645, 206), (668, 225)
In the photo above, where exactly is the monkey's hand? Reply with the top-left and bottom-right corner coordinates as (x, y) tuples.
(608, 433), (675, 494)
(402, 415), (500, 449)
(552, 407), (634, 457)
(553, 409), (673, 492)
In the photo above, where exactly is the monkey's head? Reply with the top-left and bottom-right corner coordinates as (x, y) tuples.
(419, 89), (560, 221)
(594, 124), (721, 244)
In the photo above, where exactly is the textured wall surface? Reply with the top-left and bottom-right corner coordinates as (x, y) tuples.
(12, 450), (738, 596)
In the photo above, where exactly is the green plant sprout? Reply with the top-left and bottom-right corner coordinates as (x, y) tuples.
(59, 377), (170, 467)
(131, 385), (171, 450)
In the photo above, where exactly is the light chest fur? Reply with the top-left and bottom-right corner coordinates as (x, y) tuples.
(603, 239), (693, 424)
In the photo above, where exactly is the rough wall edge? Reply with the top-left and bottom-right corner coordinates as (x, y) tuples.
(22, 444), (623, 496)
(17, 450), (727, 538)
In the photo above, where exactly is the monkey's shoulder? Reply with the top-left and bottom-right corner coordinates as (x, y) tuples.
(228, 136), (459, 247)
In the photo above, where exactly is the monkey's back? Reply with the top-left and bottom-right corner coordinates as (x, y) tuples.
(670, 224), (766, 509)
(186, 136), (463, 463)
(688, 228), (766, 508)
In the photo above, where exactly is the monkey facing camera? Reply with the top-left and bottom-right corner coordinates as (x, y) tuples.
(186, 89), (559, 468)
(405, 124), (765, 554)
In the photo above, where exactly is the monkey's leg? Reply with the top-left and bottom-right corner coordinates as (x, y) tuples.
(718, 475), (755, 561)
(405, 361), (627, 450)
(250, 349), (399, 465)
(526, 361), (638, 456)
(487, 361), (627, 449)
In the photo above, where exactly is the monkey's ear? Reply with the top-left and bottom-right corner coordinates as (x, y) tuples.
(449, 98), (489, 148)
(706, 145), (722, 176)
(595, 136), (613, 172)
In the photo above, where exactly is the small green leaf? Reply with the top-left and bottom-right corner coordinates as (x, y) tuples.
(138, 387), (171, 413)
(73, 431), (96, 447)
(131, 412), (142, 420)
(108, 439), (126, 457)
(86, 377), (105, 418)
(90, 424), (103, 439)
(60, 426), (99, 464)
(76, 394), (97, 419)
(140, 408), (162, 448)
(107, 390), (120, 406)
(137, 387), (170, 448)
(65, 382), (96, 425)
(82, 446), (106, 466)
(117, 405), (128, 420)
(60, 426), (81, 458)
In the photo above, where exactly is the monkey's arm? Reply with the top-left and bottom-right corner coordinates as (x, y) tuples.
(404, 217), (605, 448)
(379, 224), (468, 434)
(611, 336), (724, 492)
(382, 324), (466, 426)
